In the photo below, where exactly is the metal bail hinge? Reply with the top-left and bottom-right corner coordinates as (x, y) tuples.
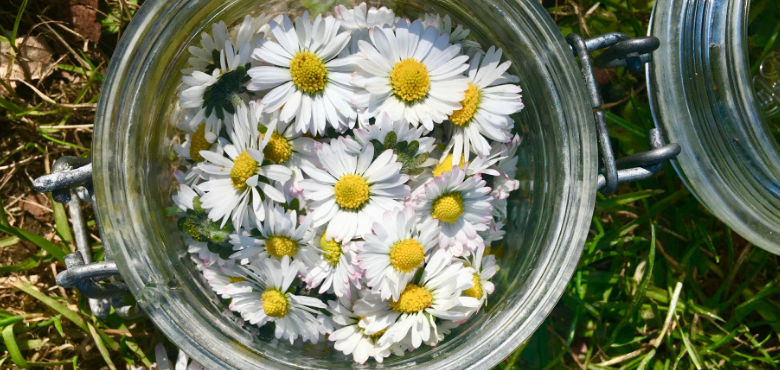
(566, 32), (681, 195)
(33, 157), (142, 319)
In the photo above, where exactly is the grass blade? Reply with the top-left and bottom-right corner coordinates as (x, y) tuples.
(88, 323), (117, 370)
(123, 337), (153, 368)
(0, 256), (39, 273)
(11, 0), (28, 41)
(0, 224), (67, 262)
(2, 323), (29, 368)
(605, 222), (657, 346)
(50, 195), (73, 244)
(0, 236), (20, 248)
(677, 323), (703, 369)
(14, 283), (86, 331)
(0, 195), (9, 226)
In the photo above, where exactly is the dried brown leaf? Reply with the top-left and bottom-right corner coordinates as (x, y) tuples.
(0, 36), (56, 85)
(22, 194), (52, 223)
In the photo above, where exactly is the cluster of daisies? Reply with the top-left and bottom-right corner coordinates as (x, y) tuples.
(171, 2), (523, 364)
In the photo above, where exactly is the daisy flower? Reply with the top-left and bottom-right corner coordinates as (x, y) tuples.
(460, 245), (497, 311)
(230, 201), (317, 270)
(175, 122), (216, 162)
(173, 184), (236, 266)
(183, 15), (270, 75)
(178, 108), (224, 145)
(196, 102), (292, 230)
(429, 146), (506, 180)
(180, 17), (265, 130)
(258, 112), (317, 202)
(153, 344), (205, 370)
(248, 12), (357, 135)
(332, 3), (398, 127)
(305, 232), (362, 298)
(421, 14), (481, 55)
(360, 207), (440, 301)
(351, 113), (435, 158)
(413, 169), (493, 256)
(185, 239), (228, 268)
(202, 263), (253, 299)
(491, 134), (522, 200)
(480, 219), (507, 249)
(353, 19), (470, 130)
(174, 118), (220, 185)
(300, 139), (410, 241)
(229, 256), (327, 344)
(334, 3), (396, 32)
(172, 184), (199, 213)
(444, 46), (524, 163)
(325, 295), (395, 364)
(354, 249), (479, 349)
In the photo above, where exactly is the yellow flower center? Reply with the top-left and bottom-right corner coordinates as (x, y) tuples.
(265, 235), (299, 258)
(230, 151), (258, 190)
(290, 51), (327, 94)
(390, 58), (430, 103)
(462, 274), (483, 299)
(333, 174), (370, 210)
(369, 328), (387, 340)
(431, 192), (464, 223)
(320, 233), (342, 266)
(432, 153), (466, 177)
(264, 131), (292, 163)
(358, 317), (388, 340)
(389, 239), (425, 273)
(389, 284), (432, 313)
(261, 289), (289, 318)
(229, 276), (246, 284)
(189, 123), (211, 162)
(449, 83), (481, 126)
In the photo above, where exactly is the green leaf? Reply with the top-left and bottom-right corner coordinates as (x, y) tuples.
(395, 141), (408, 155)
(2, 323), (28, 368)
(383, 132), (397, 148)
(53, 315), (64, 337)
(405, 140), (419, 156)
(0, 224), (66, 262)
(409, 153), (429, 167)
(371, 140), (384, 160)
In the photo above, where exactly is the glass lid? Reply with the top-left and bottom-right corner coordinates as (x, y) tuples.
(647, 0), (780, 254)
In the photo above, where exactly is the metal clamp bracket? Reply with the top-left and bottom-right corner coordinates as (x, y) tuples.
(566, 32), (680, 195)
(33, 157), (141, 319)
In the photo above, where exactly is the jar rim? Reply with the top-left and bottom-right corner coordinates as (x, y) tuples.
(93, 0), (597, 368)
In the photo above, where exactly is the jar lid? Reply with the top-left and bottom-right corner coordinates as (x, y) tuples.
(647, 0), (780, 253)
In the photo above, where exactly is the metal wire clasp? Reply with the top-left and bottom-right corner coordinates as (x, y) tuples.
(33, 157), (141, 319)
(566, 32), (681, 195)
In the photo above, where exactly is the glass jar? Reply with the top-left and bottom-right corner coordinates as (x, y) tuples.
(92, 0), (597, 368)
(648, 0), (780, 254)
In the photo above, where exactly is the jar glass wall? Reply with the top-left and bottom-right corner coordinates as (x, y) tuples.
(749, 2), (780, 147)
(93, 0), (596, 368)
(648, 0), (780, 254)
